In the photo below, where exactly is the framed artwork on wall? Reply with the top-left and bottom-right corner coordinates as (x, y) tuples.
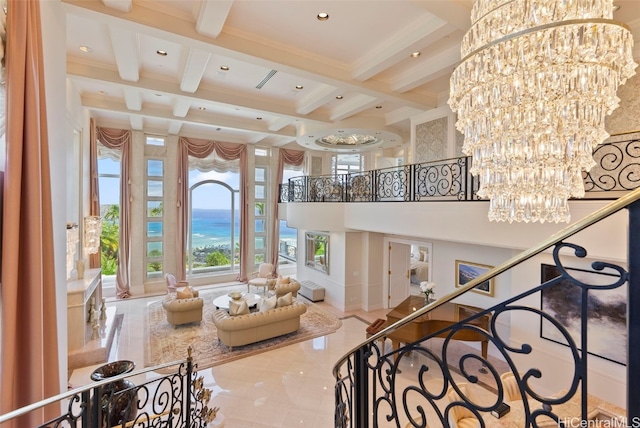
(539, 263), (626, 366)
(455, 260), (494, 296)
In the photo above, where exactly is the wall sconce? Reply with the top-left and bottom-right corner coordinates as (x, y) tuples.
(66, 223), (79, 280)
(84, 216), (102, 254)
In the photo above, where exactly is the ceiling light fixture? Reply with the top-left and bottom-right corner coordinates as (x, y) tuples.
(449, 0), (637, 224)
(317, 12), (329, 21)
(410, 51), (421, 58)
(220, 65), (229, 71)
(375, 105), (382, 109)
(79, 46), (93, 53)
(336, 95), (343, 100)
(198, 107), (206, 111)
(156, 50), (168, 56)
(295, 85), (303, 90)
(256, 117), (262, 120)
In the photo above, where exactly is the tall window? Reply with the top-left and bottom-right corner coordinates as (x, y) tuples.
(187, 167), (240, 276)
(279, 167), (300, 264)
(332, 153), (363, 175)
(97, 148), (120, 278)
(254, 148), (269, 266)
(145, 135), (166, 280)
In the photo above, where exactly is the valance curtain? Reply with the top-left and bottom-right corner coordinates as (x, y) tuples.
(88, 118), (100, 269)
(269, 148), (305, 272)
(96, 126), (132, 299)
(177, 137), (249, 281)
(0, 0), (60, 424)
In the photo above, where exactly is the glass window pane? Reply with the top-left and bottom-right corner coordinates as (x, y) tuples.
(147, 180), (163, 197)
(255, 185), (264, 199)
(255, 219), (264, 232)
(255, 168), (265, 182)
(255, 254), (265, 264)
(148, 221), (162, 237)
(98, 177), (120, 206)
(255, 236), (265, 250)
(97, 156), (120, 175)
(255, 148), (268, 157)
(147, 242), (163, 258)
(147, 201), (163, 217)
(255, 203), (265, 216)
(146, 136), (164, 146)
(148, 159), (163, 176)
(147, 263), (163, 277)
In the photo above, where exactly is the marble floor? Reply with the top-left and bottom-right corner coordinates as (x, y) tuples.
(68, 282), (488, 427)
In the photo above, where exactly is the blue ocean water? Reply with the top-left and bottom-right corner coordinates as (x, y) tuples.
(186, 209), (296, 249)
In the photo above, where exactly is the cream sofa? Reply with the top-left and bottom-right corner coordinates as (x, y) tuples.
(212, 300), (307, 350)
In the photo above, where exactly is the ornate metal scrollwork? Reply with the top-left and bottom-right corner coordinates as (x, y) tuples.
(583, 137), (640, 192)
(335, 242), (629, 428)
(414, 158), (466, 201)
(376, 166), (409, 201)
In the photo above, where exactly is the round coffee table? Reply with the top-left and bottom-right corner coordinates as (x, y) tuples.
(213, 292), (261, 311)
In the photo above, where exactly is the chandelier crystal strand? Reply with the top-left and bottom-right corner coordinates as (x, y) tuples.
(449, 0), (637, 223)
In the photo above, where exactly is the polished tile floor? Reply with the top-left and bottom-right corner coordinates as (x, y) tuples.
(68, 282), (487, 427)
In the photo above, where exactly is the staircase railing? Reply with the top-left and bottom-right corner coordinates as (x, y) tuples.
(0, 348), (218, 428)
(333, 188), (640, 427)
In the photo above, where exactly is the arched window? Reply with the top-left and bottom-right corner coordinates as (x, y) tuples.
(187, 179), (240, 275)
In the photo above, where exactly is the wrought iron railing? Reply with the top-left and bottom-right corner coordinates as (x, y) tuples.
(279, 136), (640, 203)
(0, 348), (218, 428)
(332, 188), (640, 427)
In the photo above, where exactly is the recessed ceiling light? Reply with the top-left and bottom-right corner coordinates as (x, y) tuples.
(256, 117), (262, 120)
(376, 105), (382, 109)
(198, 107), (206, 111)
(295, 85), (303, 90)
(98, 91), (106, 95)
(155, 93), (162, 97)
(336, 95), (343, 100)
(613, 4), (621, 11)
(220, 65), (229, 71)
(411, 51), (421, 58)
(317, 12), (329, 21)
(216, 128), (221, 131)
(156, 50), (168, 56)
(79, 46), (93, 53)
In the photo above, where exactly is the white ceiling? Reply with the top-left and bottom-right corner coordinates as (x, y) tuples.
(63, 0), (640, 152)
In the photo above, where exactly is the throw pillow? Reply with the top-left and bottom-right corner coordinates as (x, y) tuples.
(276, 292), (293, 308)
(259, 295), (277, 312)
(229, 300), (250, 316)
(267, 278), (277, 290)
(276, 275), (291, 286)
(176, 288), (193, 299)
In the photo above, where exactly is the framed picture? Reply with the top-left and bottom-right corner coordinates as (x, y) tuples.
(540, 263), (626, 366)
(455, 260), (494, 296)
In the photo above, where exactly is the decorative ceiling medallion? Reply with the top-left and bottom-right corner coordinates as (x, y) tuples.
(316, 133), (380, 148)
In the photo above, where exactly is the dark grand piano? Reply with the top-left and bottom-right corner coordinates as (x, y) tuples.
(383, 295), (491, 359)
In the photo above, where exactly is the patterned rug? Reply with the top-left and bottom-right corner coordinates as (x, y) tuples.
(144, 284), (342, 373)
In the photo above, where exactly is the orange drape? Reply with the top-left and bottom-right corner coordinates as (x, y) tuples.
(88, 118), (101, 269)
(0, 0), (60, 424)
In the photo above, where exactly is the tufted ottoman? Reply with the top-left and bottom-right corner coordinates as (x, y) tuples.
(298, 280), (325, 302)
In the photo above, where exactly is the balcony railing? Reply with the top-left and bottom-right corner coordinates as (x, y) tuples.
(0, 349), (217, 428)
(332, 188), (640, 427)
(279, 135), (640, 203)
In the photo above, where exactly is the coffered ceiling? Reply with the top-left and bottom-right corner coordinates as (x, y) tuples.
(62, 0), (640, 151)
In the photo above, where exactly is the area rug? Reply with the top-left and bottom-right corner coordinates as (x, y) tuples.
(144, 284), (342, 373)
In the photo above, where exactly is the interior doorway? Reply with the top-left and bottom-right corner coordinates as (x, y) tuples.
(384, 238), (433, 309)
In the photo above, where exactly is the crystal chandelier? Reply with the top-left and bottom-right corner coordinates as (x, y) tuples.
(84, 215), (103, 254)
(449, 0), (637, 223)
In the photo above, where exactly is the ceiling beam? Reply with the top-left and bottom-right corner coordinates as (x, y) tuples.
(296, 84), (341, 115)
(107, 25), (140, 82)
(168, 121), (183, 135)
(385, 106), (425, 126)
(330, 95), (378, 122)
(390, 44), (460, 93)
(62, 0), (438, 110)
(268, 117), (292, 132)
(82, 95), (298, 139)
(195, 0), (233, 39)
(101, 0), (131, 13)
(68, 59), (333, 125)
(179, 48), (211, 93)
(122, 87), (142, 110)
(410, 0), (472, 32)
(129, 115), (143, 130)
(173, 98), (192, 118)
(352, 14), (455, 82)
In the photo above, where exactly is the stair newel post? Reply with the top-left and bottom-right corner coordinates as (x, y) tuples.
(628, 200), (640, 419)
(354, 346), (369, 428)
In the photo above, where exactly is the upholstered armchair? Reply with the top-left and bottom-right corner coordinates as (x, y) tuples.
(162, 293), (203, 328)
(446, 383), (481, 428)
(247, 263), (275, 294)
(269, 277), (300, 298)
